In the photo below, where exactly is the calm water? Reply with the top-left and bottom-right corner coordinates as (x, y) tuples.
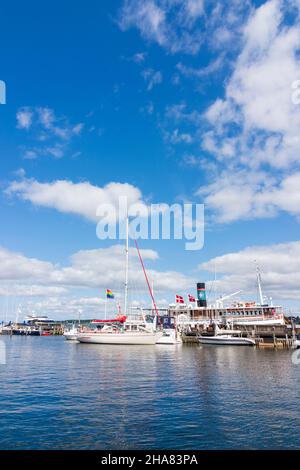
(0, 335), (299, 449)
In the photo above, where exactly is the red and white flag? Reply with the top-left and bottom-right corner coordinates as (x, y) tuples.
(176, 294), (185, 304)
(188, 294), (196, 302)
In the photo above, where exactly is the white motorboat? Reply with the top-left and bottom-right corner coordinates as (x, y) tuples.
(156, 328), (182, 345)
(198, 335), (255, 346)
(64, 325), (79, 341)
(198, 323), (255, 346)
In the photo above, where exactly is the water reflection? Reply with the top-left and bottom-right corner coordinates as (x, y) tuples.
(0, 336), (299, 449)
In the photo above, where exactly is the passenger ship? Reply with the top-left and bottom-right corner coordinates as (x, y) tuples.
(168, 270), (285, 327)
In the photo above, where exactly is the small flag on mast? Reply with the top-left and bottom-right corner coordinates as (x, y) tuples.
(176, 294), (184, 304)
(106, 289), (114, 299)
(188, 294), (196, 302)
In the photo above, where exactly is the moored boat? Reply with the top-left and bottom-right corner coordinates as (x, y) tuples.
(156, 329), (182, 345)
(63, 324), (79, 341)
(78, 330), (159, 345)
(198, 323), (255, 346)
(169, 267), (286, 328)
(77, 219), (163, 346)
(198, 335), (255, 346)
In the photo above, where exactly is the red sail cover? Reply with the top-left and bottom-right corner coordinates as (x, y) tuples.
(92, 315), (127, 324)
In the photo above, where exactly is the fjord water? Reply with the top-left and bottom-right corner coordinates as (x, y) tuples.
(0, 336), (299, 449)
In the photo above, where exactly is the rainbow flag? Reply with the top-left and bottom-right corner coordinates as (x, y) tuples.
(106, 289), (114, 299)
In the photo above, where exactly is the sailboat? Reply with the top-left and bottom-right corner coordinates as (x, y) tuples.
(77, 217), (163, 346)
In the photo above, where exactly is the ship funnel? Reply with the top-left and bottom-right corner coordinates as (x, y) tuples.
(197, 282), (207, 307)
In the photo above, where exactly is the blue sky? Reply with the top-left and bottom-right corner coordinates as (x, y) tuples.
(1, 0), (300, 319)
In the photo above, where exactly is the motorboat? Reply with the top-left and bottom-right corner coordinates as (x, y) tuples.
(63, 324), (79, 341)
(156, 328), (182, 345)
(198, 335), (255, 346)
(198, 323), (255, 346)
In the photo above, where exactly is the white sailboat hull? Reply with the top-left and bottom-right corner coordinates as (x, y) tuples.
(77, 332), (160, 345)
(198, 335), (255, 346)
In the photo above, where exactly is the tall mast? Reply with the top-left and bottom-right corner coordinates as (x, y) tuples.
(124, 213), (129, 315)
(151, 277), (154, 310)
(134, 239), (159, 319)
(256, 263), (264, 306)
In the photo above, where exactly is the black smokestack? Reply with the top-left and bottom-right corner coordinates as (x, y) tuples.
(197, 282), (207, 307)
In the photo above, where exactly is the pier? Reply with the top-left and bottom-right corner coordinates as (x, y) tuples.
(180, 323), (300, 349)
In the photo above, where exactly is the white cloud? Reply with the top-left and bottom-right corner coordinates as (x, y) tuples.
(16, 106), (84, 159)
(142, 68), (163, 90)
(169, 128), (193, 144)
(0, 247), (54, 283)
(198, 169), (300, 223)
(185, 0), (204, 20)
(196, 0), (300, 223)
(0, 285), (68, 297)
(199, 240), (300, 301)
(6, 176), (145, 222)
(0, 244), (195, 319)
(118, 0), (203, 54)
(176, 56), (224, 79)
(36, 106), (84, 140)
(132, 51), (147, 63)
(16, 108), (33, 130)
(118, 0), (250, 55)
(0, 243), (190, 293)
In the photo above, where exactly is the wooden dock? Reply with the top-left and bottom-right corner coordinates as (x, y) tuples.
(181, 324), (298, 349)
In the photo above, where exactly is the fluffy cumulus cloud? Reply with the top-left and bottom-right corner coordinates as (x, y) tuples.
(2, 239), (299, 317)
(131, 1), (300, 224)
(197, 170), (300, 223)
(0, 244), (193, 292)
(198, 0), (300, 222)
(0, 244), (195, 319)
(199, 240), (300, 302)
(5, 175), (146, 222)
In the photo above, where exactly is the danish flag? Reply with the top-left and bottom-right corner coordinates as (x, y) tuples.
(176, 295), (185, 304)
(188, 294), (196, 302)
